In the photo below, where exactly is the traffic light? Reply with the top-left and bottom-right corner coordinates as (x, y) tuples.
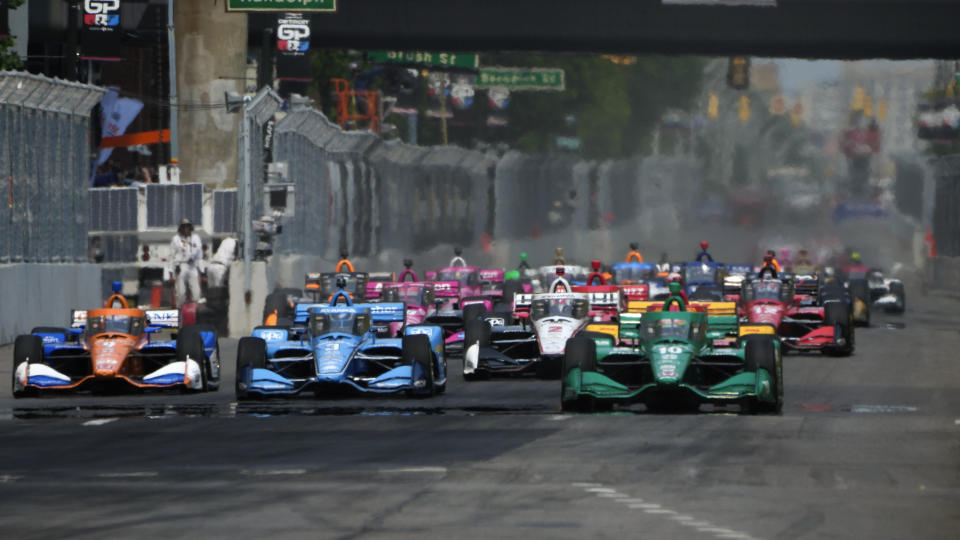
(738, 95), (750, 123)
(727, 56), (750, 90)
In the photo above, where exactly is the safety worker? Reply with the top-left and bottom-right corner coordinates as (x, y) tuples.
(170, 218), (204, 306)
(626, 242), (644, 263)
(695, 241), (713, 262)
(335, 251), (355, 272)
(553, 247), (566, 265)
(206, 238), (236, 288)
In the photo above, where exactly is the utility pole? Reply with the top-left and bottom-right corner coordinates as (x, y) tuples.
(167, 0), (179, 162)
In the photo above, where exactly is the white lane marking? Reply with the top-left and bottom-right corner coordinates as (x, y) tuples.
(0, 475), (22, 483)
(83, 418), (117, 427)
(98, 472), (159, 478)
(577, 483), (759, 540)
(241, 469), (307, 476)
(549, 415), (572, 421)
(954, 418), (960, 426)
(850, 404), (917, 414)
(378, 467), (447, 474)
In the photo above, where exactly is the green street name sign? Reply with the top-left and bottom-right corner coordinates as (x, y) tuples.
(227, 0), (337, 12)
(477, 67), (566, 91)
(368, 51), (479, 69)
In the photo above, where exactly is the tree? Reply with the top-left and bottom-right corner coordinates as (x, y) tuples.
(0, 0), (25, 70)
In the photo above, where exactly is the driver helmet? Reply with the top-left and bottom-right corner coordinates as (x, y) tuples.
(699, 241), (709, 251)
(668, 281), (682, 295)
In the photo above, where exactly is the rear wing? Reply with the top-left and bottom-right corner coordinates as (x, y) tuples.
(294, 302), (406, 324)
(431, 281), (460, 298)
(70, 309), (180, 329)
(620, 284), (649, 301)
(626, 300), (736, 316)
(479, 269), (504, 283)
(572, 287), (623, 312)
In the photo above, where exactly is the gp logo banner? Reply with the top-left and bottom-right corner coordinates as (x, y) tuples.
(277, 13), (310, 54)
(84, 0), (120, 28)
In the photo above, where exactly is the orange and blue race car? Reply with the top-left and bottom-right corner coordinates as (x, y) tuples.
(11, 294), (220, 396)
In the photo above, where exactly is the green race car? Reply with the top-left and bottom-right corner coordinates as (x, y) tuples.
(561, 308), (783, 414)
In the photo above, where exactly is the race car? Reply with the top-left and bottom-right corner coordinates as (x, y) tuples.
(681, 260), (726, 300)
(235, 292), (447, 399)
(739, 276), (854, 356)
(262, 271), (370, 326)
(842, 265), (905, 314)
(609, 261), (671, 301)
(560, 304), (783, 414)
(463, 291), (592, 379)
(12, 294), (220, 397)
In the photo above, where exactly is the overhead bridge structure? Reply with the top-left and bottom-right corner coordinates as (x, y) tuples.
(307, 0), (960, 59)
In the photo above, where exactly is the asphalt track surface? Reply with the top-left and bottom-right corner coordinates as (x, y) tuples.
(0, 293), (958, 539)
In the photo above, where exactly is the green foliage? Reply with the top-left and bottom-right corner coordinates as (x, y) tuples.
(307, 50), (707, 159)
(0, 1), (26, 71)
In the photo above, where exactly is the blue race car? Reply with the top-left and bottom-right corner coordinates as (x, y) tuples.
(235, 292), (447, 399)
(682, 261), (727, 301)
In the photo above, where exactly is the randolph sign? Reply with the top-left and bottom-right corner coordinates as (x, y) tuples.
(227, 0), (337, 12)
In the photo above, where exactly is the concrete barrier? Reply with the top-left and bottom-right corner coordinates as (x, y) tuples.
(0, 264), (102, 344)
(926, 256), (960, 293)
(228, 260), (269, 338)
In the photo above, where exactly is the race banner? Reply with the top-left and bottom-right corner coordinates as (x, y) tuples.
(95, 88), (144, 169)
(276, 13), (311, 82)
(81, 0), (123, 61)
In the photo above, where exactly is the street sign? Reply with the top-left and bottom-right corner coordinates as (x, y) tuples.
(227, 0), (336, 12)
(476, 67), (565, 91)
(368, 51), (479, 69)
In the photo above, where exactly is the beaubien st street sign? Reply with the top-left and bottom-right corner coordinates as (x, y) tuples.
(476, 67), (566, 91)
(226, 0), (337, 12)
(367, 51), (480, 70)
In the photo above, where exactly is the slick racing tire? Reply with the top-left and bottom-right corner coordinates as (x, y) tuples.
(236, 337), (267, 400)
(849, 279), (871, 327)
(12, 335), (43, 398)
(823, 301), (854, 357)
(461, 303), (487, 325)
(744, 335), (782, 414)
(561, 337), (598, 413)
(191, 324), (220, 391)
(463, 319), (491, 381)
(263, 288), (300, 325)
(403, 334), (435, 397)
(888, 282), (906, 314)
(177, 326), (208, 392)
(499, 280), (524, 310)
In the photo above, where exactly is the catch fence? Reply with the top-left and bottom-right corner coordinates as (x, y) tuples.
(268, 105), (704, 259)
(932, 155), (960, 257)
(0, 72), (104, 263)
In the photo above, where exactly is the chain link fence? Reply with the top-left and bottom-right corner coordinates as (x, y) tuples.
(268, 104), (703, 261)
(0, 72), (104, 263)
(932, 155), (960, 257)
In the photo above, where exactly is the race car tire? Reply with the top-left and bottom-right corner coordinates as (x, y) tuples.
(561, 337), (597, 413)
(462, 303), (486, 325)
(463, 319), (491, 381)
(12, 335), (43, 398)
(819, 283), (847, 305)
(499, 280), (524, 310)
(744, 335), (781, 414)
(177, 326), (208, 392)
(823, 301), (854, 356)
(849, 279), (871, 327)
(888, 282), (906, 314)
(236, 337), (267, 400)
(403, 334), (435, 397)
(190, 324), (220, 391)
